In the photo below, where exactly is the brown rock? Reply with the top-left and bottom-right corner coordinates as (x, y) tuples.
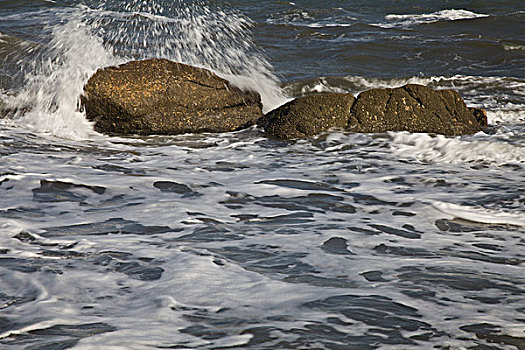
(81, 59), (263, 135)
(348, 84), (486, 135)
(258, 93), (355, 140)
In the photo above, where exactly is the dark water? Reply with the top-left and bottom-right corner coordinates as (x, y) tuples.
(0, 1), (524, 349)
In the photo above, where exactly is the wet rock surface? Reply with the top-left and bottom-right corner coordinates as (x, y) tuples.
(348, 84), (487, 135)
(257, 93), (355, 139)
(81, 58), (263, 135)
(260, 84), (487, 139)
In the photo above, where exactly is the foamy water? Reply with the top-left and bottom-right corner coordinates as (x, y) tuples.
(0, 1), (524, 349)
(375, 9), (490, 28)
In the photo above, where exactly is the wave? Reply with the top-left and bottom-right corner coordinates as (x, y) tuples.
(431, 201), (525, 227)
(266, 20), (355, 29)
(372, 9), (489, 28)
(266, 6), (356, 29)
(282, 75), (436, 98)
(307, 22), (353, 28)
(504, 44), (525, 52)
(389, 132), (525, 167)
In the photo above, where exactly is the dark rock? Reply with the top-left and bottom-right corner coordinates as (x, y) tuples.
(81, 58), (263, 135)
(258, 93), (355, 139)
(348, 84), (486, 135)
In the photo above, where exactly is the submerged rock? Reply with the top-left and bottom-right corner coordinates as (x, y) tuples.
(260, 84), (487, 139)
(258, 93), (355, 139)
(81, 58), (263, 135)
(347, 84), (486, 135)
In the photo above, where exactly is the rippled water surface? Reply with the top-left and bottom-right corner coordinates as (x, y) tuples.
(0, 0), (524, 349)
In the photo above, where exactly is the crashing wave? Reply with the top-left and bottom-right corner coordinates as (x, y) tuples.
(1, 1), (285, 139)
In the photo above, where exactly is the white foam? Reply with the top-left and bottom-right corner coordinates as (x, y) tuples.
(373, 9), (489, 28)
(487, 110), (525, 124)
(307, 22), (353, 28)
(344, 74), (524, 93)
(431, 201), (525, 226)
(296, 74), (467, 96)
(265, 19), (355, 28)
(385, 9), (489, 22)
(345, 75), (435, 92)
(0, 110), (523, 348)
(390, 132), (525, 166)
(504, 44), (525, 52)
(301, 77), (348, 94)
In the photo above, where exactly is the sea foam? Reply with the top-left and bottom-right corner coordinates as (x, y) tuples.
(390, 132), (525, 167)
(373, 9), (489, 28)
(431, 201), (525, 226)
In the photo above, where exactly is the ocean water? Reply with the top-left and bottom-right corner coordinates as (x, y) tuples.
(0, 0), (524, 349)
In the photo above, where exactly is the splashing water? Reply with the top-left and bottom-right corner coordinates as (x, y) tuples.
(92, 0), (285, 111)
(1, 0), (286, 139)
(2, 12), (118, 139)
